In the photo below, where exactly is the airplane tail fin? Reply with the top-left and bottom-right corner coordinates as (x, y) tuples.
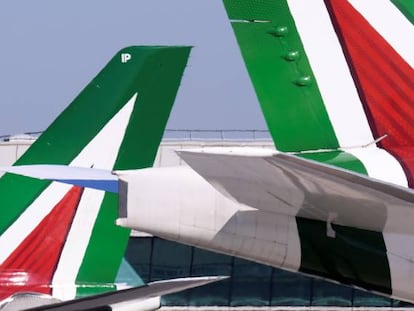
(223, 0), (414, 189)
(0, 46), (191, 300)
(223, 0), (340, 152)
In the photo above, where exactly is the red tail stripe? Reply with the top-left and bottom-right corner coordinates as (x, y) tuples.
(342, 16), (414, 124)
(326, 0), (414, 186)
(0, 186), (83, 300)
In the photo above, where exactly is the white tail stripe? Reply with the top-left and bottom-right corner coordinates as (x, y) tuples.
(52, 93), (137, 300)
(51, 188), (106, 300)
(0, 182), (72, 264)
(287, 1), (408, 188)
(346, 147), (408, 188)
(0, 93), (136, 300)
(349, 0), (414, 68)
(287, 0), (374, 148)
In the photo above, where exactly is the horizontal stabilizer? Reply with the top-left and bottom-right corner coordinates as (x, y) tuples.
(178, 149), (414, 234)
(0, 165), (118, 193)
(24, 276), (227, 311)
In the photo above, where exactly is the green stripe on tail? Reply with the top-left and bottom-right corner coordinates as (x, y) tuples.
(223, 1), (392, 294)
(0, 47), (187, 234)
(75, 46), (191, 296)
(0, 46), (191, 298)
(391, 0), (414, 25)
(223, 1), (369, 172)
(223, 0), (338, 152)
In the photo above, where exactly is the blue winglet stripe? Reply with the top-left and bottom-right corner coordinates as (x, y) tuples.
(55, 179), (119, 193)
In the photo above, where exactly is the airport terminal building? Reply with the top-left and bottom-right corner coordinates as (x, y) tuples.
(0, 131), (411, 309)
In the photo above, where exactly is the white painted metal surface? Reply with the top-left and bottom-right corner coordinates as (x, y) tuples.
(116, 165), (302, 273)
(288, 0), (374, 148)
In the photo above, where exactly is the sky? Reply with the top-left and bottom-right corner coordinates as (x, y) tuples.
(0, 0), (267, 137)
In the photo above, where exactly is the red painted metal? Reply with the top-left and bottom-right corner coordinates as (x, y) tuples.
(0, 186), (83, 300)
(326, 0), (414, 186)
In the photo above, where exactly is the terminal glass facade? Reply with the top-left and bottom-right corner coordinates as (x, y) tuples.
(125, 237), (412, 307)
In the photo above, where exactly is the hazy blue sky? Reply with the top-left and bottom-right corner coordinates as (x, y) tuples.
(0, 1), (267, 136)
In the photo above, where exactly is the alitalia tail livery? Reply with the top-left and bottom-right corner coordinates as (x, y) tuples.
(0, 46), (225, 310)
(6, 0), (414, 306)
(109, 0), (414, 304)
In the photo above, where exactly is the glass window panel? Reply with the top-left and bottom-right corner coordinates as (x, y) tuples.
(353, 288), (391, 307)
(124, 237), (152, 283)
(271, 269), (311, 306)
(312, 279), (352, 306)
(150, 238), (192, 281)
(188, 247), (233, 306)
(151, 238), (192, 306)
(230, 257), (272, 307)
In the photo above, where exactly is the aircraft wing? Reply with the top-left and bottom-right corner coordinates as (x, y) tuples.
(178, 149), (414, 235)
(23, 276), (226, 311)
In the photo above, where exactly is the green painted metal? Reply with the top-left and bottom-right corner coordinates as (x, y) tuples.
(297, 218), (392, 295)
(223, 0), (281, 21)
(298, 151), (368, 175)
(0, 175), (49, 235)
(0, 46), (190, 297)
(391, 0), (414, 25)
(223, 0), (392, 299)
(223, 1), (369, 182)
(0, 46), (187, 235)
(75, 193), (127, 296)
(223, 0), (368, 174)
(75, 46), (191, 296)
(223, 0), (339, 152)
(295, 151), (390, 294)
(112, 47), (191, 171)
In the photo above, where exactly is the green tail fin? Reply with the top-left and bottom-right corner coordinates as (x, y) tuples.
(223, 0), (339, 152)
(0, 46), (191, 299)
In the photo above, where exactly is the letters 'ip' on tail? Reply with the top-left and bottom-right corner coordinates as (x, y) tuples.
(0, 46), (191, 300)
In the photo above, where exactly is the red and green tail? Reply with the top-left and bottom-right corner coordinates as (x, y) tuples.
(0, 46), (191, 300)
